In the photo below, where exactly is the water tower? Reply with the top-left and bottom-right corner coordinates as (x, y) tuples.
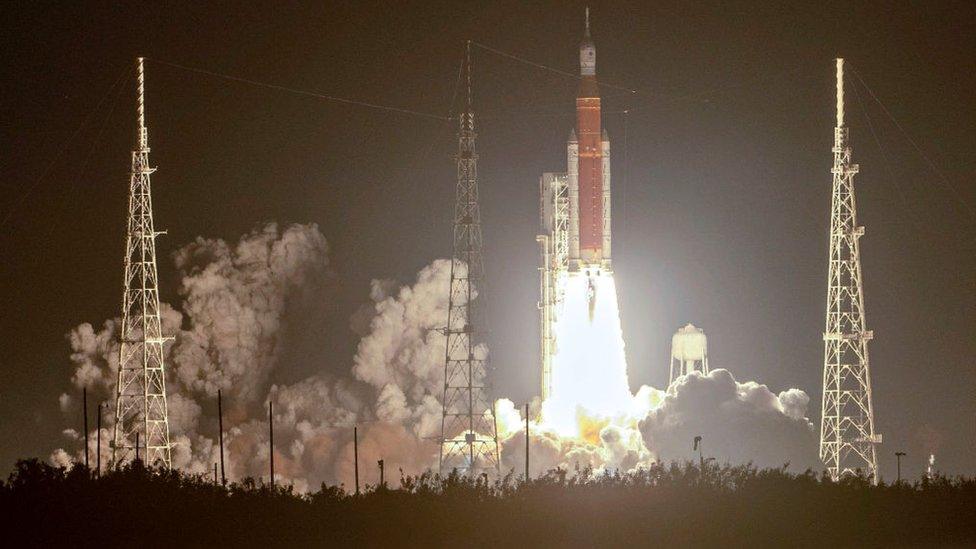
(670, 324), (709, 386)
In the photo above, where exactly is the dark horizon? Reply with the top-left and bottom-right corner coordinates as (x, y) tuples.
(1, 1), (973, 480)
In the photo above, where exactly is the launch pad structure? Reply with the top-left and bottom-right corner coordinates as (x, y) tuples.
(819, 58), (881, 483)
(538, 9), (612, 399)
(438, 43), (501, 477)
(112, 58), (173, 469)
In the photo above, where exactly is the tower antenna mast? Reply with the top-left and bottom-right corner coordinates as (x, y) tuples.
(112, 58), (172, 469)
(439, 42), (501, 477)
(819, 58), (880, 483)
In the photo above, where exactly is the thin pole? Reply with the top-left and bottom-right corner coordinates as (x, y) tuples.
(694, 435), (704, 478)
(269, 401), (275, 489)
(214, 463), (218, 485)
(96, 402), (102, 476)
(463, 70), (478, 461)
(524, 403), (530, 481)
(895, 452), (906, 484)
(354, 426), (360, 495)
(135, 432), (140, 463)
(836, 58), (844, 128)
(378, 459), (384, 488)
(83, 387), (89, 470)
(218, 390), (226, 486)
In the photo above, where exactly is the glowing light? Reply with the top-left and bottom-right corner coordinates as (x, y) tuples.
(541, 272), (634, 436)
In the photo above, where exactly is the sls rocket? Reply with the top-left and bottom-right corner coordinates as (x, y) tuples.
(568, 7), (611, 277)
(537, 8), (613, 388)
(569, 8), (611, 317)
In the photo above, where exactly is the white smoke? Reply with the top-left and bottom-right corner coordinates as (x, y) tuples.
(169, 222), (332, 409)
(494, 370), (815, 477)
(54, 225), (450, 490)
(639, 369), (818, 470)
(54, 223), (818, 490)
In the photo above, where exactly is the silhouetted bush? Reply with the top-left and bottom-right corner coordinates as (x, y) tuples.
(1, 458), (973, 547)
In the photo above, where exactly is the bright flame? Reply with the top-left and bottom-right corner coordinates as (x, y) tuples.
(541, 272), (634, 436)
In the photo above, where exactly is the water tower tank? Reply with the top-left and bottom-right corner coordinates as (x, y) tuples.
(669, 324), (709, 386)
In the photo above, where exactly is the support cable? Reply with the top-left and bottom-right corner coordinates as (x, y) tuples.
(149, 58), (450, 121)
(470, 40), (637, 94)
(0, 66), (129, 232)
(850, 65), (974, 221)
(44, 70), (128, 242)
(468, 44), (818, 121)
(849, 75), (927, 233)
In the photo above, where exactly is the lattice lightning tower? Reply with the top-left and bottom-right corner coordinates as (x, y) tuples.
(819, 58), (880, 483)
(439, 43), (501, 477)
(112, 58), (173, 468)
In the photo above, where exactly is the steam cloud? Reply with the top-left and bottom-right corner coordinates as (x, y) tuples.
(638, 369), (819, 470)
(54, 223), (817, 490)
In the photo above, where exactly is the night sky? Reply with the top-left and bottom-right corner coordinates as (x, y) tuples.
(1, 1), (973, 480)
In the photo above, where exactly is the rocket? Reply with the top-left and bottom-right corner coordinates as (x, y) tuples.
(536, 9), (612, 323)
(536, 9), (613, 372)
(570, 8), (611, 318)
(568, 7), (611, 278)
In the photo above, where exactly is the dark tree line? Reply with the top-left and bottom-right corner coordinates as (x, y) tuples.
(1, 458), (974, 547)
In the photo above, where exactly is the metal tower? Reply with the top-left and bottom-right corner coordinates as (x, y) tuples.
(819, 58), (880, 483)
(112, 58), (172, 468)
(537, 169), (570, 400)
(439, 43), (501, 477)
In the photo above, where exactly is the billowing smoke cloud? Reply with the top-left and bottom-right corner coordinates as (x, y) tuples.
(53, 223), (818, 490)
(169, 222), (332, 410)
(494, 371), (816, 476)
(54, 225), (451, 491)
(639, 369), (818, 470)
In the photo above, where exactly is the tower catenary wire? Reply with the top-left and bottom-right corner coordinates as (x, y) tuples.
(819, 58), (880, 483)
(112, 58), (173, 469)
(438, 42), (501, 477)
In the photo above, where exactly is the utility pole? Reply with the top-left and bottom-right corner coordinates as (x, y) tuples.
(895, 452), (906, 484)
(112, 57), (172, 469)
(217, 390), (226, 486)
(377, 459), (385, 488)
(83, 387), (89, 471)
(524, 403), (530, 481)
(268, 401), (275, 489)
(694, 435), (704, 472)
(819, 58), (881, 484)
(438, 40), (500, 477)
(354, 426), (360, 495)
(96, 402), (102, 476)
